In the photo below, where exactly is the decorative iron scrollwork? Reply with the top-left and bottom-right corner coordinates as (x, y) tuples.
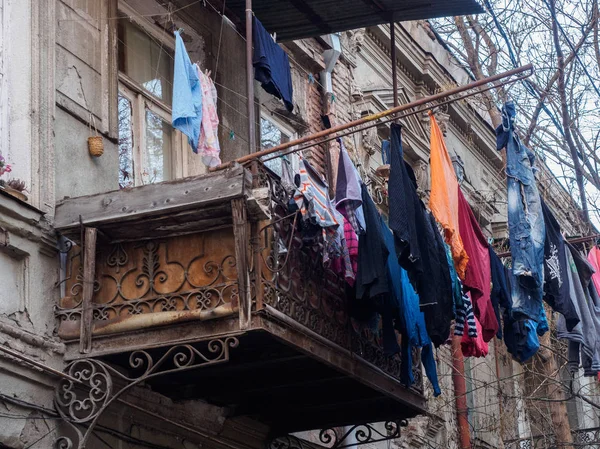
(54, 337), (239, 449)
(268, 421), (408, 449)
(319, 420), (408, 449)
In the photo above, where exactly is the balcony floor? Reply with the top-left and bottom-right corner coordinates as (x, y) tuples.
(66, 312), (426, 434)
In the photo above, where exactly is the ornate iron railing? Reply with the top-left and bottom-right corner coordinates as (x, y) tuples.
(254, 162), (421, 391)
(55, 228), (239, 338)
(505, 427), (600, 449)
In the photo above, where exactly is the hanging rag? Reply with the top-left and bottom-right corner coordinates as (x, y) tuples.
(293, 157), (340, 263)
(496, 102), (545, 320)
(421, 209), (454, 347)
(172, 30), (202, 152)
(428, 111), (469, 279)
(541, 199), (579, 331)
(556, 244), (600, 374)
(489, 247), (511, 339)
(197, 69), (222, 167)
(252, 16), (294, 112)
(587, 245), (600, 303)
(455, 286), (478, 338)
(381, 215), (441, 396)
(457, 189), (498, 342)
(335, 138), (366, 234)
(388, 124), (422, 274)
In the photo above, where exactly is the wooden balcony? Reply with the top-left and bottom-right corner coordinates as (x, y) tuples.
(54, 163), (426, 434)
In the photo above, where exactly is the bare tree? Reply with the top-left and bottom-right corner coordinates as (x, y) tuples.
(433, 0), (600, 228)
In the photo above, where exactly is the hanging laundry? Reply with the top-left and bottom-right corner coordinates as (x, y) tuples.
(381, 215), (440, 396)
(388, 124), (422, 274)
(293, 157), (340, 264)
(428, 111), (469, 279)
(381, 139), (391, 165)
(496, 102), (545, 320)
(587, 244), (600, 301)
(557, 244), (600, 375)
(454, 287), (478, 338)
(557, 244), (600, 376)
(504, 314), (540, 363)
(196, 69), (221, 167)
(331, 211), (355, 285)
(446, 243), (464, 314)
(457, 189), (498, 342)
(343, 218), (358, 284)
(355, 184), (389, 300)
(421, 210), (454, 347)
(172, 30), (202, 152)
(460, 296), (489, 358)
(541, 199), (579, 331)
(489, 247), (511, 339)
(252, 17), (293, 112)
(351, 186), (400, 356)
(335, 138), (366, 234)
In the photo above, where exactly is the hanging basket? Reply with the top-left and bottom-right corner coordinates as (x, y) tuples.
(88, 136), (104, 157)
(87, 113), (103, 157)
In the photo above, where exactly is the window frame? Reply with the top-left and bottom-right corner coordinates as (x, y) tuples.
(116, 4), (186, 187)
(259, 112), (299, 176)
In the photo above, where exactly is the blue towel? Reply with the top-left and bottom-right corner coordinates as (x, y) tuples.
(253, 17), (294, 112)
(172, 30), (202, 152)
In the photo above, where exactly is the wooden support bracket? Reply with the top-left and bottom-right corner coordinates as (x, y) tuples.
(232, 199), (251, 330)
(79, 227), (97, 353)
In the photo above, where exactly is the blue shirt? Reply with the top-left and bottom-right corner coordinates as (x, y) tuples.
(172, 30), (202, 152)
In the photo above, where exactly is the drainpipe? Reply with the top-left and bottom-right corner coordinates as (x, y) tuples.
(320, 33), (342, 193)
(245, 0), (256, 155)
(451, 336), (472, 449)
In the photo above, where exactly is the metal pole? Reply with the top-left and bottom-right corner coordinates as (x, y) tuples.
(390, 22), (398, 110)
(209, 64), (533, 171)
(245, 0), (256, 155)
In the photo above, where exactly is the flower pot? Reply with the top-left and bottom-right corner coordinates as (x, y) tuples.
(0, 185), (28, 202)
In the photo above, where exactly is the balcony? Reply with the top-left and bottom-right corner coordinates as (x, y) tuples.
(54, 163), (425, 435)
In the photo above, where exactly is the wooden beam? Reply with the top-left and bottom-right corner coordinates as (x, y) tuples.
(55, 164), (251, 236)
(232, 198), (251, 330)
(79, 227), (97, 354)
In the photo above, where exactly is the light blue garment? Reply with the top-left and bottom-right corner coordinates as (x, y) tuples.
(497, 102), (545, 320)
(172, 30), (202, 152)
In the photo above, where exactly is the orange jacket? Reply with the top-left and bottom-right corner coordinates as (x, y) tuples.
(428, 111), (469, 279)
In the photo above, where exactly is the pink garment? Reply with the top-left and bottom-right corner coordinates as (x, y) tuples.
(197, 69), (222, 167)
(332, 218), (358, 286)
(588, 246), (600, 296)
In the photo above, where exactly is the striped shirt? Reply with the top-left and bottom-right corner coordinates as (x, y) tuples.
(455, 289), (478, 338)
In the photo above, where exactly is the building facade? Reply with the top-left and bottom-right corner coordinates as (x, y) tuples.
(0, 1), (595, 449)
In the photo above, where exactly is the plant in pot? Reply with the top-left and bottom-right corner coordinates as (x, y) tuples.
(0, 153), (27, 201)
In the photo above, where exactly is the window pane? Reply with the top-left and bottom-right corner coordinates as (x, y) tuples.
(260, 117), (291, 177)
(118, 19), (173, 104)
(144, 109), (173, 184)
(118, 94), (134, 189)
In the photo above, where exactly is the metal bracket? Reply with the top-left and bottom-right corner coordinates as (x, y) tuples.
(54, 337), (239, 449)
(268, 420), (408, 449)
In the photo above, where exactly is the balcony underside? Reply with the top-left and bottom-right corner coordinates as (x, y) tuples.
(64, 311), (426, 434)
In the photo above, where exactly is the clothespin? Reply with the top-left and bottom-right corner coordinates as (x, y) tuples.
(271, 32), (277, 42)
(330, 93), (336, 103)
(308, 73), (315, 84)
(229, 130), (235, 140)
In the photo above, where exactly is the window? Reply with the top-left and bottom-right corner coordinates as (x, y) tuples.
(260, 115), (298, 178)
(117, 17), (182, 187)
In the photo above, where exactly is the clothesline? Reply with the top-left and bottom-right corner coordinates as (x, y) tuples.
(210, 64), (534, 171)
(260, 71), (531, 163)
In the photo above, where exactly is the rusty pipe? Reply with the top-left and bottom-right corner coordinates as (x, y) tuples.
(210, 64), (534, 171)
(451, 336), (472, 449)
(261, 71), (532, 163)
